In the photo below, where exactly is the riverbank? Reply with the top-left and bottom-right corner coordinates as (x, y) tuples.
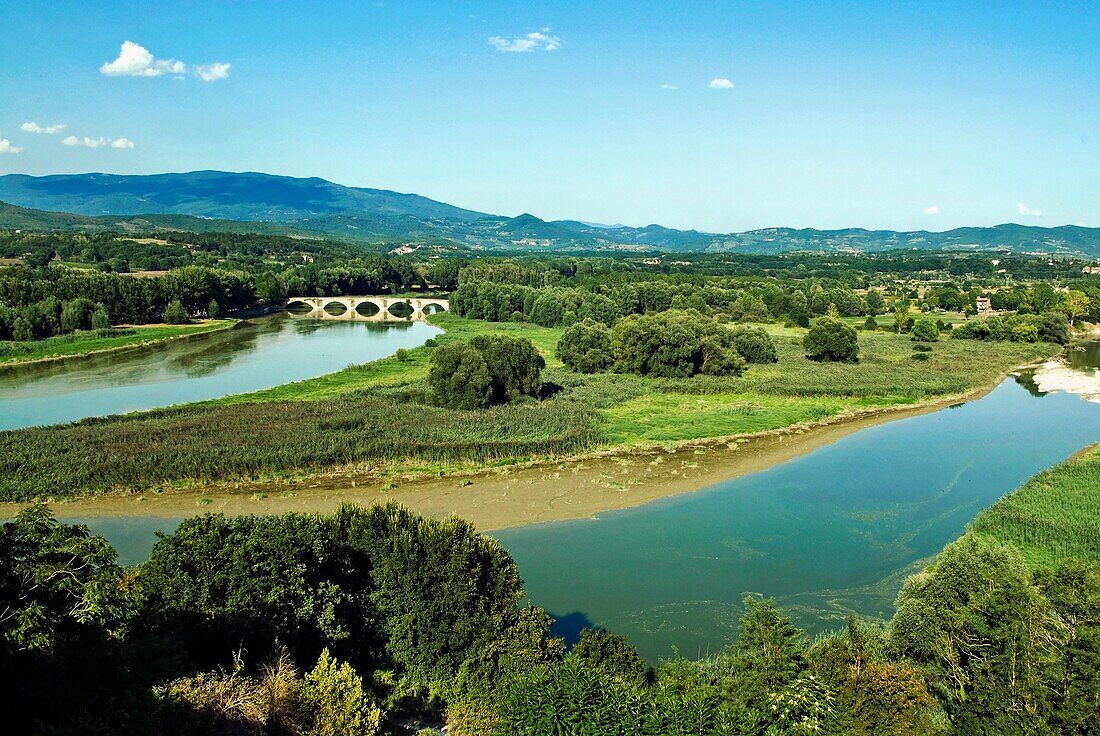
(3, 366), (1038, 530)
(0, 315), (1062, 516)
(0, 319), (235, 366)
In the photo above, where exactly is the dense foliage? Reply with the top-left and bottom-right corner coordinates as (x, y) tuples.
(428, 334), (544, 409)
(611, 310), (747, 378)
(804, 317), (860, 362)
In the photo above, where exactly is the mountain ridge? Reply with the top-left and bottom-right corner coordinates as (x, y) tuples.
(1, 171), (1099, 256)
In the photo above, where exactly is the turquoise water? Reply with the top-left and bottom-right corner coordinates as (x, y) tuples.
(56, 352), (1100, 661)
(492, 375), (1100, 658)
(0, 314), (440, 430)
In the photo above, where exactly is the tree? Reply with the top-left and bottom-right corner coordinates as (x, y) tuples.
(910, 317), (939, 342)
(300, 649), (383, 736)
(611, 310), (745, 378)
(893, 301), (912, 333)
(207, 299), (221, 319)
(864, 289), (885, 315)
(91, 303), (110, 330)
(729, 325), (778, 363)
(0, 505), (134, 655)
(164, 298), (190, 325)
(60, 298), (96, 333)
(572, 628), (650, 687)
(469, 334), (545, 404)
(1064, 290), (1090, 322)
(864, 315), (878, 331)
(725, 596), (806, 709)
(804, 317), (859, 362)
(428, 343), (493, 409)
(556, 319), (614, 373)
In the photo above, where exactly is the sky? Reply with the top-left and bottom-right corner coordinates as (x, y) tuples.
(0, 1), (1097, 232)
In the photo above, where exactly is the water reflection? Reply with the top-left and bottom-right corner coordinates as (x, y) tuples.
(0, 314), (440, 430)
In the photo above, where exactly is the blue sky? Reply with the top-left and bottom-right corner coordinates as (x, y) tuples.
(0, 1), (1096, 232)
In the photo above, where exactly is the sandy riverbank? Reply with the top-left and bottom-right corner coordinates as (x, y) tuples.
(7, 383), (999, 531)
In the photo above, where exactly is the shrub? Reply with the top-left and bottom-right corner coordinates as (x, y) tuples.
(300, 650), (383, 736)
(429, 335), (544, 408)
(610, 310), (745, 378)
(910, 318), (939, 342)
(556, 319), (614, 373)
(864, 315), (878, 331)
(428, 343), (493, 409)
(91, 303), (110, 330)
(804, 317), (859, 363)
(469, 334), (545, 404)
(164, 299), (190, 325)
(729, 325), (779, 363)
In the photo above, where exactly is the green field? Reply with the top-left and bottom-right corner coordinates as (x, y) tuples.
(972, 445), (1100, 568)
(0, 320), (235, 364)
(0, 315), (1059, 501)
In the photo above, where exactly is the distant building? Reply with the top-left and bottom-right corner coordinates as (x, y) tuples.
(976, 296), (992, 314)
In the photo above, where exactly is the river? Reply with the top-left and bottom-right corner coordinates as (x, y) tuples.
(0, 313), (441, 430)
(26, 344), (1100, 661)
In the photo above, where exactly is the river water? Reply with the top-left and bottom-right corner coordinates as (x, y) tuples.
(20, 341), (1100, 661)
(0, 314), (440, 430)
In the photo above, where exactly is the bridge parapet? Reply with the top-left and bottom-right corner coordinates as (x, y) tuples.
(285, 295), (449, 322)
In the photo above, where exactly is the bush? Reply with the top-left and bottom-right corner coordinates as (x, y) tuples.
(469, 334), (545, 404)
(611, 310), (745, 378)
(429, 335), (544, 409)
(556, 319), (614, 373)
(91, 304), (110, 330)
(300, 650), (383, 736)
(729, 325), (779, 363)
(910, 318), (939, 342)
(428, 343), (493, 409)
(164, 299), (190, 325)
(864, 315), (878, 331)
(804, 317), (859, 363)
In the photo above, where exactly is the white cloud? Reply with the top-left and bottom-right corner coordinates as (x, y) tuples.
(489, 29), (561, 52)
(195, 62), (231, 82)
(660, 84), (679, 90)
(0, 137), (23, 154)
(62, 135), (134, 149)
(708, 78), (734, 89)
(21, 122), (67, 134)
(1017, 202), (1042, 217)
(923, 205), (940, 215)
(101, 41), (186, 77)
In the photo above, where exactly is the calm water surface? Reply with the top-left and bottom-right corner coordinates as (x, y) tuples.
(61, 346), (1100, 661)
(0, 314), (440, 430)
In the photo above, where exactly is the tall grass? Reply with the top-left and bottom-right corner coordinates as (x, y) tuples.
(972, 445), (1100, 568)
(0, 316), (1059, 501)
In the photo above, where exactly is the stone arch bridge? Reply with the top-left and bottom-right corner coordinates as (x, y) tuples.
(285, 295), (449, 322)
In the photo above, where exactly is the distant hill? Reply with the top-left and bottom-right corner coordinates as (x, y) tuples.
(0, 171), (487, 223)
(2, 171), (1099, 256)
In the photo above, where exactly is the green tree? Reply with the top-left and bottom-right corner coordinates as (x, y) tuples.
(207, 299), (221, 319)
(864, 289), (885, 315)
(572, 628), (650, 687)
(91, 303), (110, 330)
(300, 649), (383, 736)
(428, 343), (493, 409)
(725, 596), (806, 709)
(556, 319), (614, 373)
(164, 298), (190, 324)
(729, 325), (779, 363)
(804, 317), (859, 362)
(60, 298), (96, 333)
(910, 317), (939, 342)
(469, 334), (545, 404)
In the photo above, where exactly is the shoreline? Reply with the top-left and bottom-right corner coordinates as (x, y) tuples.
(0, 319), (236, 369)
(7, 367), (1030, 531)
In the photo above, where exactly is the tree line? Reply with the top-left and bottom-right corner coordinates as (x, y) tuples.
(3, 502), (1096, 735)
